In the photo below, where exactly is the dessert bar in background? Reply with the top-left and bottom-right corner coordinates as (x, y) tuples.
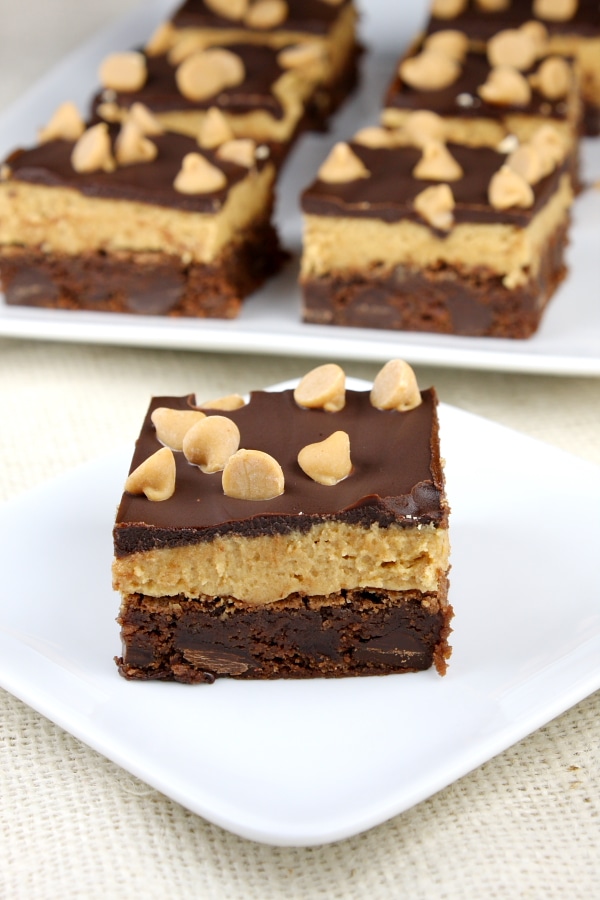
(426, 0), (600, 135)
(0, 119), (281, 316)
(300, 120), (573, 337)
(113, 360), (453, 682)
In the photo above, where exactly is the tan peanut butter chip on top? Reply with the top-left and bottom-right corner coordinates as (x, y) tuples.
(183, 415), (241, 474)
(506, 143), (545, 184)
(38, 102), (85, 143)
(413, 140), (463, 181)
(414, 183), (455, 231)
(222, 449), (285, 500)
(205, 0), (249, 19)
(530, 124), (565, 172)
(278, 43), (326, 74)
(115, 121), (158, 166)
(174, 152), (227, 193)
(71, 123), (115, 174)
(488, 165), (535, 209)
(403, 110), (446, 147)
(197, 107), (236, 149)
(125, 447), (176, 502)
(151, 407), (206, 452)
(353, 126), (396, 148)
(423, 30), (469, 62)
(217, 138), (256, 168)
(533, 0), (578, 21)
(370, 360), (422, 412)
(245, 0), (288, 29)
(99, 51), (148, 92)
(294, 363), (346, 412)
(535, 56), (572, 100)
(145, 22), (177, 56)
(487, 29), (538, 71)
(478, 65), (532, 106)
(198, 393), (246, 411)
(399, 51), (460, 91)
(298, 431), (352, 487)
(127, 102), (164, 136)
(431, 0), (468, 18)
(176, 48), (245, 102)
(318, 142), (370, 183)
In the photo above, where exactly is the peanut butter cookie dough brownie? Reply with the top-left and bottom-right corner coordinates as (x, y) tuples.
(113, 361), (452, 682)
(425, 0), (600, 135)
(299, 118), (573, 337)
(0, 109), (281, 316)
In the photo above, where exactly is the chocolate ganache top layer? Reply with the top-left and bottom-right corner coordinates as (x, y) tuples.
(385, 50), (573, 122)
(93, 44), (286, 120)
(427, 0), (599, 39)
(5, 130), (266, 213)
(301, 142), (565, 227)
(113, 387), (448, 556)
(172, 0), (351, 35)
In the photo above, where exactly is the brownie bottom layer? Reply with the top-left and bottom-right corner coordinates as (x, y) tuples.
(301, 220), (569, 339)
(117, 589), (453, 683)
(0, 218), (283, 318)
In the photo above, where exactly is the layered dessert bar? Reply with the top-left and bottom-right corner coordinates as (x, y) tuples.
(382, 25), (581, 157)
(426, 0), (600, 134)
(0, 111), (280, 316)
(150, 0), (361, 125)
(300, 122), (573, 337)
(93, 40), (325, 167)
(113, 360), (452, 682)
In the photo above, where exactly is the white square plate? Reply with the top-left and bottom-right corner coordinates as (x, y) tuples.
(0, 0), (599, 374)
(1, 377), (599, 846)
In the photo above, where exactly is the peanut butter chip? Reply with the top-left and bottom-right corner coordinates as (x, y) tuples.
(488, 165), (535, 210)
(530, 124), (565, 171)
(520, 21), (549, 56)
(414, 183), (455, 230)
(424, 30), (469, 62)
(205, 0), (249, 19)
(294, 363), (346, 412)
(413, 140), (463, 181)
(478, 65), (532, 106)
(370, 360), (422, 412)
(403, 110), (446, 147)
(476, 0), (510, 9)
(128, 102), (164, 135)
(115, 121), (158, 166)
(197, 107), (236, 149)
(487, 29), (538, 71)
(151, 408), (206, 451)
(198, 394), (246, 411)
(506, 144), (544, 184)
(125, 447), (176, 502)
(217, 138), (256, 168)
(173, 152), (227, 193)
(71, 123), (115, 174)
(353, 126), (396, 148)
(38, 102), (85, 143)
(176, 48), (245, 102)
(245, 0), (288, 29)
(168, 34), (210, 66)
(145, 22), (177, 56)
(222, 449), (284, 500)
(298, 431), (352, 486)
(277, 43), (326, 74)
(183, 415), (241, 474)
(431, 0), (468, 18)
(318, 142), (370, 183)
(99, 51), (147, 92)
(535, 56), (572, 99)
(399, 51), (460, 91)
(533, 0), (578, 22)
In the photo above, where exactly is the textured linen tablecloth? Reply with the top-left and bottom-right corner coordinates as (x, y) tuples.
(1, 2), (599, 897)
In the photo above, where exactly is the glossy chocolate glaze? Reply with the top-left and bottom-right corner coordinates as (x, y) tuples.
(113, 387), (448, 556)
(172, 0), (352, 35)
(93, 44), (286, 120)
(385, 50), (573, 122)
(5, 129), (263, 213)
(301, 142), (565, 227)
(427, 0), (600, 39)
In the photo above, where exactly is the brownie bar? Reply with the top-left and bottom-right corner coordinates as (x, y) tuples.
(300, 131), (573, 338)
(426, 0), (600, 135)
(113, 363), (452, 681)
(0, 125), (282, 317)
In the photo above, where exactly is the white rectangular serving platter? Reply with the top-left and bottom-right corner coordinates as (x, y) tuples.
(0, 0), (599, 374)
(1, 377), (599, 847)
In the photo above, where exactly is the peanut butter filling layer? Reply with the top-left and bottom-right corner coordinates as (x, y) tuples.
(112, 520), (450, 606)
